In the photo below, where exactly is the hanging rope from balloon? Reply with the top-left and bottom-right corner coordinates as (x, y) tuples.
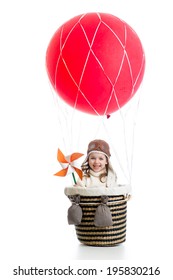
(46, 12), (145, 185)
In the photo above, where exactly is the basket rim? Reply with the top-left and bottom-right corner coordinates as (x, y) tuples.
(64, 185), (131, 197)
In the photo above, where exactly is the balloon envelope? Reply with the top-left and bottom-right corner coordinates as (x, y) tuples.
(46, 13), (145, 115)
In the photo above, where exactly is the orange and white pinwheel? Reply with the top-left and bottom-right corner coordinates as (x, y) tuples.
(54, 149), (84, 181)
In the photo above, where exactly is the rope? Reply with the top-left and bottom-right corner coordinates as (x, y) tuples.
(49, 13), (144, 185)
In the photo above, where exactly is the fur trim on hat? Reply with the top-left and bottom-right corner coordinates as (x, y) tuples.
(87, 150), (109, 159)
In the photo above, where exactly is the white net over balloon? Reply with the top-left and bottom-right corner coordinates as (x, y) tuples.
(47, 13), (145, 186)
(53, 13), (144, 116)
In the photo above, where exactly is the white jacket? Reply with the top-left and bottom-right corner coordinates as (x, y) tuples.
(77, 167), (118, 188)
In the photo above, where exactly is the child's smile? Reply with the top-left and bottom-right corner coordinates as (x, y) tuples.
(88, 152), (107, 172)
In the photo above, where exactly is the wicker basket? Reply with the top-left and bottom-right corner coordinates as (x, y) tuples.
(65, 186), (130, 247)
(75, 195), (128, 246)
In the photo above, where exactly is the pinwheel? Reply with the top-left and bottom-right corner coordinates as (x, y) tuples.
(54, 149), (84, 184)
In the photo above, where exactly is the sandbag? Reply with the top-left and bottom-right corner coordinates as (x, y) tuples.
(94, 195), (113, 227)
(67, 195), (82, 225)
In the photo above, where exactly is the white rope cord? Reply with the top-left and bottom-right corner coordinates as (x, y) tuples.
(51, 13), (144, 183)
(48, 80), (68, 153)
(98, 21), (132, 181)
(55, 14), (101, 116)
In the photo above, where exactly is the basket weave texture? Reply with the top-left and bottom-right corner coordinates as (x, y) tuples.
(75, 195), (127, 246)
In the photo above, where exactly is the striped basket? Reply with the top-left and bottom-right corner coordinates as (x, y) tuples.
(73, 195), (129, 246)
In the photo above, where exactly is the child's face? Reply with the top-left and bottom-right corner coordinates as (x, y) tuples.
(88, 152), (107, 172)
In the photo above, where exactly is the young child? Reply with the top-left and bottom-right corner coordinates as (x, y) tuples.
(76, 139), (118, 188)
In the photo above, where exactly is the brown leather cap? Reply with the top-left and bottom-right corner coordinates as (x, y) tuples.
(87, 139), (111, 157)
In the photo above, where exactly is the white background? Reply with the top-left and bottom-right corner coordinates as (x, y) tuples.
(0, 0), (173, 279)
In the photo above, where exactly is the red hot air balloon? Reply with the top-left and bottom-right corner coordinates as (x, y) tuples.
(46, 13), (145, 116)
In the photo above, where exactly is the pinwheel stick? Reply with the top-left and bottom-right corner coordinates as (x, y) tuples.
(72, 172), (77, 185)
